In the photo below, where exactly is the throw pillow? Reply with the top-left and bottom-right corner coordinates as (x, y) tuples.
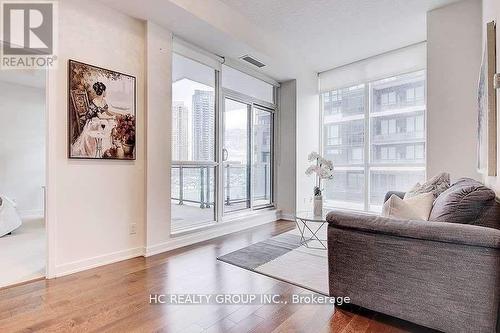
(404, 172), (450, 199)
(429, 178), (496, 224)
(382, 192), (435, 221)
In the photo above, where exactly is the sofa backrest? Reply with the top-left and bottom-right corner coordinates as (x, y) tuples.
(429, 178), (500, 229)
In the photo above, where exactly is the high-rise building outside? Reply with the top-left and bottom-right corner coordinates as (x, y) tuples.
(172, 101), (189, 161)
(322, 70), (426, 211)
(192, 90), (215, 161)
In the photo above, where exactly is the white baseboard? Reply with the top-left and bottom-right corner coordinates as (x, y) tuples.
(279, 212), (295, 221)
(18, 209), (44, 219)
(145, 210), (281, 257)
(53, 246), (144, 277)
(51, 210), (284, 277)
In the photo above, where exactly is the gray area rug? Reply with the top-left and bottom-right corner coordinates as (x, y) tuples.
(218, 233), (302, 269)
(217, 230), (329, 295)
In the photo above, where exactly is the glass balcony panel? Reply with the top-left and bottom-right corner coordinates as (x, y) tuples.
(223, 164), (250, 212)
(171, 165), (215, 232)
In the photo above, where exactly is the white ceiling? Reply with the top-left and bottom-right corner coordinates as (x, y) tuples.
(219, 0), (462, 73)
(99, 0), (462, 81)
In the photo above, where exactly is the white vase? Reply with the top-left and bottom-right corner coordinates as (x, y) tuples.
(313, 195), (323, 216)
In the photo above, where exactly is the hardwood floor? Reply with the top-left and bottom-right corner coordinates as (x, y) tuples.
(0, 221), (437, 333)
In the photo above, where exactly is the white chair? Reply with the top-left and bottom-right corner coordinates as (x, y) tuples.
(0, 196), (22, 237)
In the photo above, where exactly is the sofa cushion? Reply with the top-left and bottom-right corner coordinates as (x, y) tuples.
(429, 178), (496, 225)
(382, 192), (434, 221)
(404, 172), (450, 199)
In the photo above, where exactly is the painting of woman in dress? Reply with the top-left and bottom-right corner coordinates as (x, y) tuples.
(68, 60), (136, 160)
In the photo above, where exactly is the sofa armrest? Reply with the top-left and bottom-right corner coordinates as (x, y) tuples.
(383, 191), (405, 203)
(327, 212), (500, 332)
(326, 211), (500, 249)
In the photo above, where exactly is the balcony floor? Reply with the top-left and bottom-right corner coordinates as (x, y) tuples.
(171, 201), (249, 232)
(171, 202), (214, 231)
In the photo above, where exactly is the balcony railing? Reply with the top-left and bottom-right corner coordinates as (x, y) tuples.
(171, 162), (271, 209)
(223, 163), (248, 207)
(171, 163), (215, 208)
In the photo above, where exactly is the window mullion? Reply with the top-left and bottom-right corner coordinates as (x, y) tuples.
(216, 69), (223, 223)
(364, 84), (371, 212)
(249, 104), (254, 211)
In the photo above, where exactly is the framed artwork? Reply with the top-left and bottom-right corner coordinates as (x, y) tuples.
(68, 60), (136, 160)
(478, 21), (497, 176)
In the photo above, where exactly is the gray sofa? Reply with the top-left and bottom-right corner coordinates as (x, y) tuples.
(326, 178), (500, 333)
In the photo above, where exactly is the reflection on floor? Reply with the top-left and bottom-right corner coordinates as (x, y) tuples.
(170, 201), (249, 232)
(0, 216), (45, 288)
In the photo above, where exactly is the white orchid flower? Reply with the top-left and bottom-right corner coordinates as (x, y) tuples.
(308, 151), (320, 161)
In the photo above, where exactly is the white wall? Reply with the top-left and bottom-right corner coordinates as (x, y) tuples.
(0, 81), (45, 216)
(145, 22), (173, 250)
(427, 0), (482, 181)
(483, 0), (500, 195)
(46, 0), (286, 275)
(276, 79), (296, 218)
(48, 0), (146, 276)
(295, 72), (320, 211)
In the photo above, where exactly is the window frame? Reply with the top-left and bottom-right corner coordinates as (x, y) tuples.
(221, 87), (277, 216)
(320, 69), (427, 212)
(171, 53), (219, 231)
(171, 49), (279, 233)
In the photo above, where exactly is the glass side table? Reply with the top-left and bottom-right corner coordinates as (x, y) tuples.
(295, 210), (328, 250)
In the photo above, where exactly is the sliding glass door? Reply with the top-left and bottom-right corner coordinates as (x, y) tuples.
(223, 98), (251, 213)
(222, 96), (274, 215)
(252, 107), (273, 207)
(171, 50), (277, 232)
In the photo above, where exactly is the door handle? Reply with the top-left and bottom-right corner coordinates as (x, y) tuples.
(223, 148), (228, 161)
